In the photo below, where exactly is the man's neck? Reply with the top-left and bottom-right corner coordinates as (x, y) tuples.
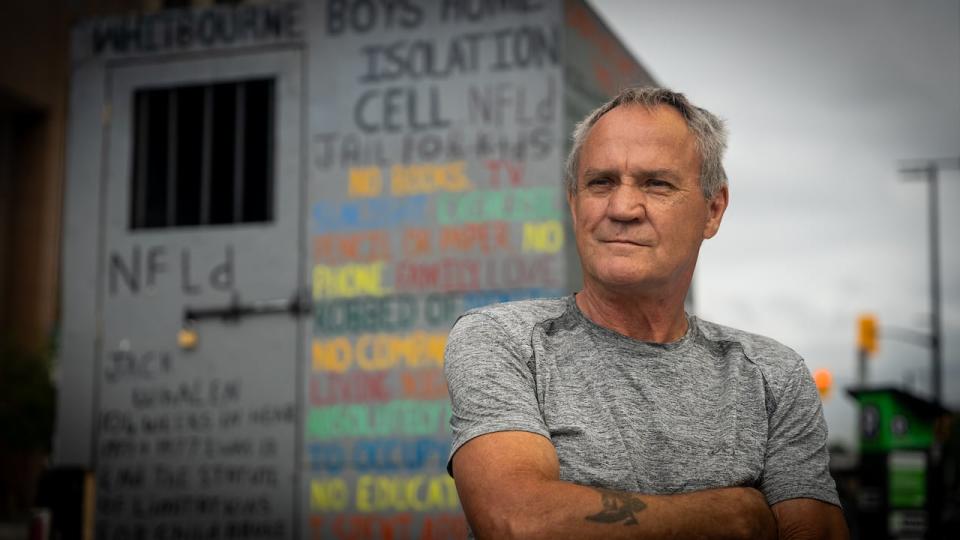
(575, 285), (689, 344)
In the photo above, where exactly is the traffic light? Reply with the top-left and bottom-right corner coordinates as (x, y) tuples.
(858, 314), (879, 356)
(813, 368), (833, 398)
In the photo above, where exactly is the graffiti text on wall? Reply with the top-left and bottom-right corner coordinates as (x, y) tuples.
(90, 1), (302, 56)
(109, 245), (234, 296)
(97, 346), (295, 540)
(307, 1), (563, 537)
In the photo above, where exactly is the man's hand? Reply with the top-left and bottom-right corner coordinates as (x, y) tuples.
(772, 498), (850, 540)
(452, 430), (777, 539)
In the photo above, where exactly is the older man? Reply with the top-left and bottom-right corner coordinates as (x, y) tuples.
(443, 87), (849, 539)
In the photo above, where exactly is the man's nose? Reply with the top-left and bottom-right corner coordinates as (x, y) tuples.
(606, 183), (647, 222)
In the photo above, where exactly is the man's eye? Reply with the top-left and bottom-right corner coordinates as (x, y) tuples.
(647, 179), (673, 189)
(587, 178), (613, 187)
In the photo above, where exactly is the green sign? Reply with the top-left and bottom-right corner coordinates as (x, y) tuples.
(848, 388), (941, 454)
(888, 451), (926, 508)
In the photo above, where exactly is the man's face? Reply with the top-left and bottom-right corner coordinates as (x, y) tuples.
(569, 104), (728, 295)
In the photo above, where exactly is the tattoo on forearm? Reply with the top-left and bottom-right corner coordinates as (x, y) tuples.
(585, 487), (647, 525)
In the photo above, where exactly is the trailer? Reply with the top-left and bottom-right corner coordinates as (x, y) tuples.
(56, 1), (652, 538)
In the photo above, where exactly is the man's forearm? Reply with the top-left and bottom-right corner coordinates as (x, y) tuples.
(462, 478), (776, 540)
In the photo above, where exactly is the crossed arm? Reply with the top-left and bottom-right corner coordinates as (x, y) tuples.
(452, 431), (849, 540)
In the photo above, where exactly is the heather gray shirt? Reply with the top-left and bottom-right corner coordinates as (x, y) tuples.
(444, 296), (840, 507)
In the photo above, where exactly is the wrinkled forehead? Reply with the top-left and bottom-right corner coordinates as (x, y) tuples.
(590, 104), (694, 144)
(578, 104), (701, 175)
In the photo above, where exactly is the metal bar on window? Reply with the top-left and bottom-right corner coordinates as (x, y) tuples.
(200, 85), (213, 226)
(166, 89), (178, 227)
(265, 80), (275, 220)
(233, 83), (246, 223)
(134, 92), (149, 229)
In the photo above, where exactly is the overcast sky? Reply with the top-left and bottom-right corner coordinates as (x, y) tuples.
(591, 0), (960, 449)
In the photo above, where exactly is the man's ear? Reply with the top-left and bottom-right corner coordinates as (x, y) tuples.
(567, 189), (578, 224)
(703, 185), (728, 239)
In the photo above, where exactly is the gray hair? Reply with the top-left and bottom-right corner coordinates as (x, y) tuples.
(564, 87), (728, 199)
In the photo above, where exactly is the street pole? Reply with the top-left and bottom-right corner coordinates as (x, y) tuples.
(857, 346), (867, 387)
(927, 164), (942, 405)
(900, 157), (958, 405)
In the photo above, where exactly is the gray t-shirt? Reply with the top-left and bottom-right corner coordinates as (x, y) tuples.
(444, 295), (840, 507)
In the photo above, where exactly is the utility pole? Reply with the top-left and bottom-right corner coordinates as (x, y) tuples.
(899, 157), (960, 405)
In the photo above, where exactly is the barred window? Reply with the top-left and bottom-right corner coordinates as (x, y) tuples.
(130, 78), (274, 229)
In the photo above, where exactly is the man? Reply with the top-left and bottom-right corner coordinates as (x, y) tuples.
(443, 87), (849, 539)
